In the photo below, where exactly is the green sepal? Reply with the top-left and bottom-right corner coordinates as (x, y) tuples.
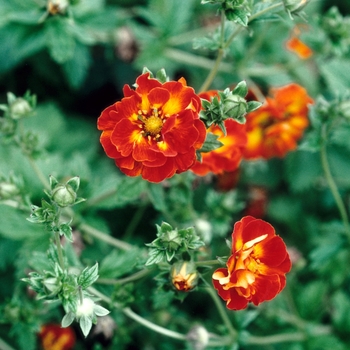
(156, 68), (168, 83)
(66, 176), (80, 193)
(247, 101), (262, 113)
(198, 132), (223, 154)
(232, 81), (248, 98)
(61, 312), (75, 328)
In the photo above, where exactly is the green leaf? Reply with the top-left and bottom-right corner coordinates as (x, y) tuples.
(0, 204), (47, 240)
(147, 183), (167, 212)
(45, 19), (76, 63)
(145, 248), (165, 266)
(198, 132), (223, 153)
(59, 223), (73, 242)
(62, 43), (91, 89)
(99, 249), (141, 279)
(225, 9), (250, 26)
(78, 263), (99, 289)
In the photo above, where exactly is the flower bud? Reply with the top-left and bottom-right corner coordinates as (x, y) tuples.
(283, 0), (309, 18)
(9, 98), (32, 120)
(52, 183), (77, 207)
(222, 93), (247, 120)
(47, 0), (69, 15)
(162, 230), (182, 251)
(0, 182), (19, 200)
(171, 261), (199, 292)
(186, 325), (209, 350)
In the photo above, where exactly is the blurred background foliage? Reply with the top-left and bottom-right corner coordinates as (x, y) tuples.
(1, 0), (350, 349)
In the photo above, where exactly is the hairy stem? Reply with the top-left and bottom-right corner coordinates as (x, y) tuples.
(199, 2), (284, 92)
(79, 222), (134, 251)
(320, 125), (350, 240)
(205, 285), (237, 340)
(55, 230), (65, 270)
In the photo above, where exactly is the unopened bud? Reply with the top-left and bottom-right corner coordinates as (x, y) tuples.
(10, 98), (32, 120)
(52, 184), (77, 207)
(186, 325), (209, 350)
(163, 230), (182, 251)
(283, 0), (309, 18)
(0, 182), (19, 199)
(47, 0), (69, 15)
(171, 261), (198, 292)
(223, 94), (247, 120)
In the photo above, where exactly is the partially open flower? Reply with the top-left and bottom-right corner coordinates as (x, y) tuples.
(212, 216), (291, 310)
(171, 261), (199, 292)
(98, 73), (206, 183)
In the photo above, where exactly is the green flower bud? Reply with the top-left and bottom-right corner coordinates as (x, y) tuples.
(0, 182), (19, 199)
(171, 261), (199, 292)
(9, 98), (32, 120)
(223, 93), (247, 120)
(187, 325), (209, 350)
(283, 0), (309, 18)
(162, 230), (182, 251)
(52, 183), (77, 207)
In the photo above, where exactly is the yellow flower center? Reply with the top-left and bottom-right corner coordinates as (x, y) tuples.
(144, 115), (163, 136)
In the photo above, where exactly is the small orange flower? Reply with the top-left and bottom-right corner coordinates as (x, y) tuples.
(212, 216), (291, 310)
(286, 37), (313, 59)
(243, 83), (313, 159)
(98, 73), (206, 183)
(191, 91), (247, 176)
(39, 324), (75, 350)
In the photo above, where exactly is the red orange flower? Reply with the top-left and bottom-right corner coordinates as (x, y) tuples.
(190, 91), (247, 176)
(212, 216), (291, 310)
(243, 83), (313, 159)
(97, 73), (206, 183)
(39, 324), (75, 350)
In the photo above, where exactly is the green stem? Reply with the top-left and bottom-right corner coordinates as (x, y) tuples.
(122, 307), (187, 341)
(79, 222), (134, 251)
(97, 268), (153, 285)
(83, 188), (118, 209)
(320, 125), (350, 240)
(26, 156), (50, 190)
(199, 2), (284, 92)
(205, 285), (237, 339)
(248, 2), (284, 23)
(243, 332), (305, 345)
(55, 230), (65, 270)
(0, 338), (16, 350)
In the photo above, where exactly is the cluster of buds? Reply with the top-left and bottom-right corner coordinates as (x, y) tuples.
(146, 222), (205, 265)
(200, 81), (261, 135)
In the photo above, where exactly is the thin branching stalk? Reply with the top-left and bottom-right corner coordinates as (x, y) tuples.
(320, 125), (350, 240)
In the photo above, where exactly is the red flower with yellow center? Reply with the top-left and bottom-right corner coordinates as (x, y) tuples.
(212, 216), (291, 310)
(243, 83), (313, 159)
(97, 73), (206, 183)
(191, 90), (247, 176)
(39, 324), (75, 350)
